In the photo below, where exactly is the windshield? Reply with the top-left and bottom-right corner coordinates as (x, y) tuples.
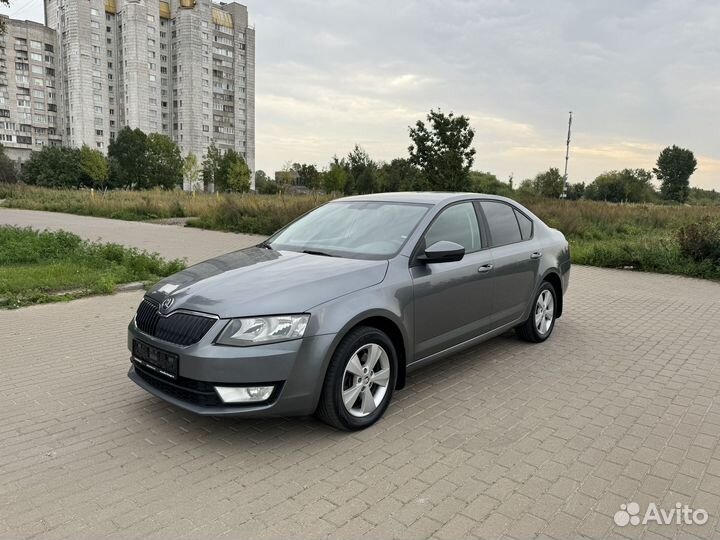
(267, 201), (430, 259)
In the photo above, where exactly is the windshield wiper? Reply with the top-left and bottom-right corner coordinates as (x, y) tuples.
(257, 241), (273, 250)
(302, 249), (337, 257)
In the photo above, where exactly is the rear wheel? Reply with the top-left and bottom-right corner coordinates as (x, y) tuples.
(316, 326), (397, 431)
(516, 282), (557, 342)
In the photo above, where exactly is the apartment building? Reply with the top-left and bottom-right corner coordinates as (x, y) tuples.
(43, 0), (255, 186)
(0, 16), (61, 162)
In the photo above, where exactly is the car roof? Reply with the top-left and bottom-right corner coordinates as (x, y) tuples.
(337, 192), (511, 205)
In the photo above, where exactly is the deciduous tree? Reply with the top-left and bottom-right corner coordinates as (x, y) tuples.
(653, 145), (697, 203)
(145, 133), (183, 189)
(183, 152), (202, 191)
(532, 168), (565, 198)
(297, 163), (321, 191)
(585, 169), (655, 203)
(377, 158), (423, 192)
(347, 145), (378, 194)
(201, 142), (221, 191)
(216, 149), (250, 192)
(469, 171), (513, 196)
(408, 110), (476, 191)
(108, 127), (148, 189)
(20, 146), (82, 188)
(254, 170), (279, 194)
(323, 158), (347, 194)
(79, 145), (109, 188)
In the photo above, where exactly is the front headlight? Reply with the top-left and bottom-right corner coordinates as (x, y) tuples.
(216, 314), (309, 346)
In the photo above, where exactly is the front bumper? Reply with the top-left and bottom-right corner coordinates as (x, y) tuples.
(127, 322), (337, 417)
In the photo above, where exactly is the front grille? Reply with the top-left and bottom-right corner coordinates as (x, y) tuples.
(133, 361), (223, 407)
(135, 298), (217, 346)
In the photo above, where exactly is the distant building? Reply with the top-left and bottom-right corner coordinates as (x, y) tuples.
(39, 0), (255, 188)
(0, 16), (61, 162)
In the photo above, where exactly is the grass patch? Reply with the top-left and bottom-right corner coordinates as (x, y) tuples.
(1, 184), (719, 280)
(0, 226), (184, 308)
(0, 183), (329, 232)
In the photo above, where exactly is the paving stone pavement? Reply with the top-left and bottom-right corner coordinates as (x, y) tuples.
(2, 211), (720, 539)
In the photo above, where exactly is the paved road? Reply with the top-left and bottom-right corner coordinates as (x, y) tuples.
(0, 208), (265, 264)
(2, 211), (720, 539)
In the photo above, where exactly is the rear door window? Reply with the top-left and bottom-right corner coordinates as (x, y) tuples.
(480, 201), (522, 247)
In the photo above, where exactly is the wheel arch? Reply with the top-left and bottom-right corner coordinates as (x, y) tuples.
(541, 270), (563, 318)
(329, 311), (409, 391)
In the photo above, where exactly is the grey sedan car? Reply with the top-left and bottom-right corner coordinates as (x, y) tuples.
(128, 192), (570, 430)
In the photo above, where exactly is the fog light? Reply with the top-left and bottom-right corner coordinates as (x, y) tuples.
(215, 385), (274, 403)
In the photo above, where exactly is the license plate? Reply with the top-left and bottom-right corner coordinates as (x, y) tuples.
(132, 340), (178, 379)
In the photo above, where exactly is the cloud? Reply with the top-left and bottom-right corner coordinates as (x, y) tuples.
(5, 0), (719, 188)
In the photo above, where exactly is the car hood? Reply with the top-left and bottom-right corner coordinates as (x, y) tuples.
(146, 247), (389, 318)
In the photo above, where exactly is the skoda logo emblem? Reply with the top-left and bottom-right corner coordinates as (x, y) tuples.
(160, 296), (175, 313)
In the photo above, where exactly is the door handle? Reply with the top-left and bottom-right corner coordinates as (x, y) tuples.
(477, 264), (493, 273)
(530, 251), (542, 259)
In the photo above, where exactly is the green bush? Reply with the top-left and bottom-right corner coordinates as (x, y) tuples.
(677, 220), (720, 263)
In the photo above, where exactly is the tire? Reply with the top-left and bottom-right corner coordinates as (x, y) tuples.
(516, 281), (557, 343)
(316, 326), (397, 431)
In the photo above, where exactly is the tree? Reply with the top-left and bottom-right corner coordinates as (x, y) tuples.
(183, 152), (202, 191)
(565, 182), (586, 201)
(201, 142), (221, 191)
(254, 170), (279, 194)
(255, 169), (269, 184)
(585, 169), (655, 203)
(145, 133), (183, 189)
(346, 145), (378, 194)
(20, 146), (83, 188)
(688, 187), (720, 205)
(0, 144), (17, 183)
(275, 161), (297, 192)
(79, 145), (109, 188)
(216, 149), (250, 192)
(323, 158), (347, 194)
(469, 171), (513, 197)
(297, 163), (321, 191)
(377, 158), (424, 192)
(653, 145), (697, 203)
(532, 168), (565, 198)
(408, 109), (476, 191)
(108, 127), (148, 189)
(226, 155), (251, 193)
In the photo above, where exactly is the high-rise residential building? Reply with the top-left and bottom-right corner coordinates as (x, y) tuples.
(0, 16), (62, 162)
(43, 0), (255, 188)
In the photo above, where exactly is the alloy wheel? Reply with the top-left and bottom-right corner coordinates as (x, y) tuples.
(535, 289), (555, 336)
(341, 343), (391, 418)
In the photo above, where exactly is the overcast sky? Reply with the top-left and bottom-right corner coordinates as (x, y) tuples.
(3, 0), (719, 188)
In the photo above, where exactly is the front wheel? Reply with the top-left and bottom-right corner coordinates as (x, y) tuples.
(516, 282), (557, 343)
(316, 326), (397, 431)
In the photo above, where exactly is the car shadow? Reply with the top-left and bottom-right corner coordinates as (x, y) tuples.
(130, 328), (551, 451)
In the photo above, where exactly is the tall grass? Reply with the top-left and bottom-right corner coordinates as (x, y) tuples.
(2, 184), (720, 280)
(0, 183), (330, 233)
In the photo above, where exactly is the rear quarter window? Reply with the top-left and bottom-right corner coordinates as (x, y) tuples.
(514, 209), (533, 240)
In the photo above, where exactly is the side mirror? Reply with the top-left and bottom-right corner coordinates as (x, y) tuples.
(418, 241), (465, 264)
